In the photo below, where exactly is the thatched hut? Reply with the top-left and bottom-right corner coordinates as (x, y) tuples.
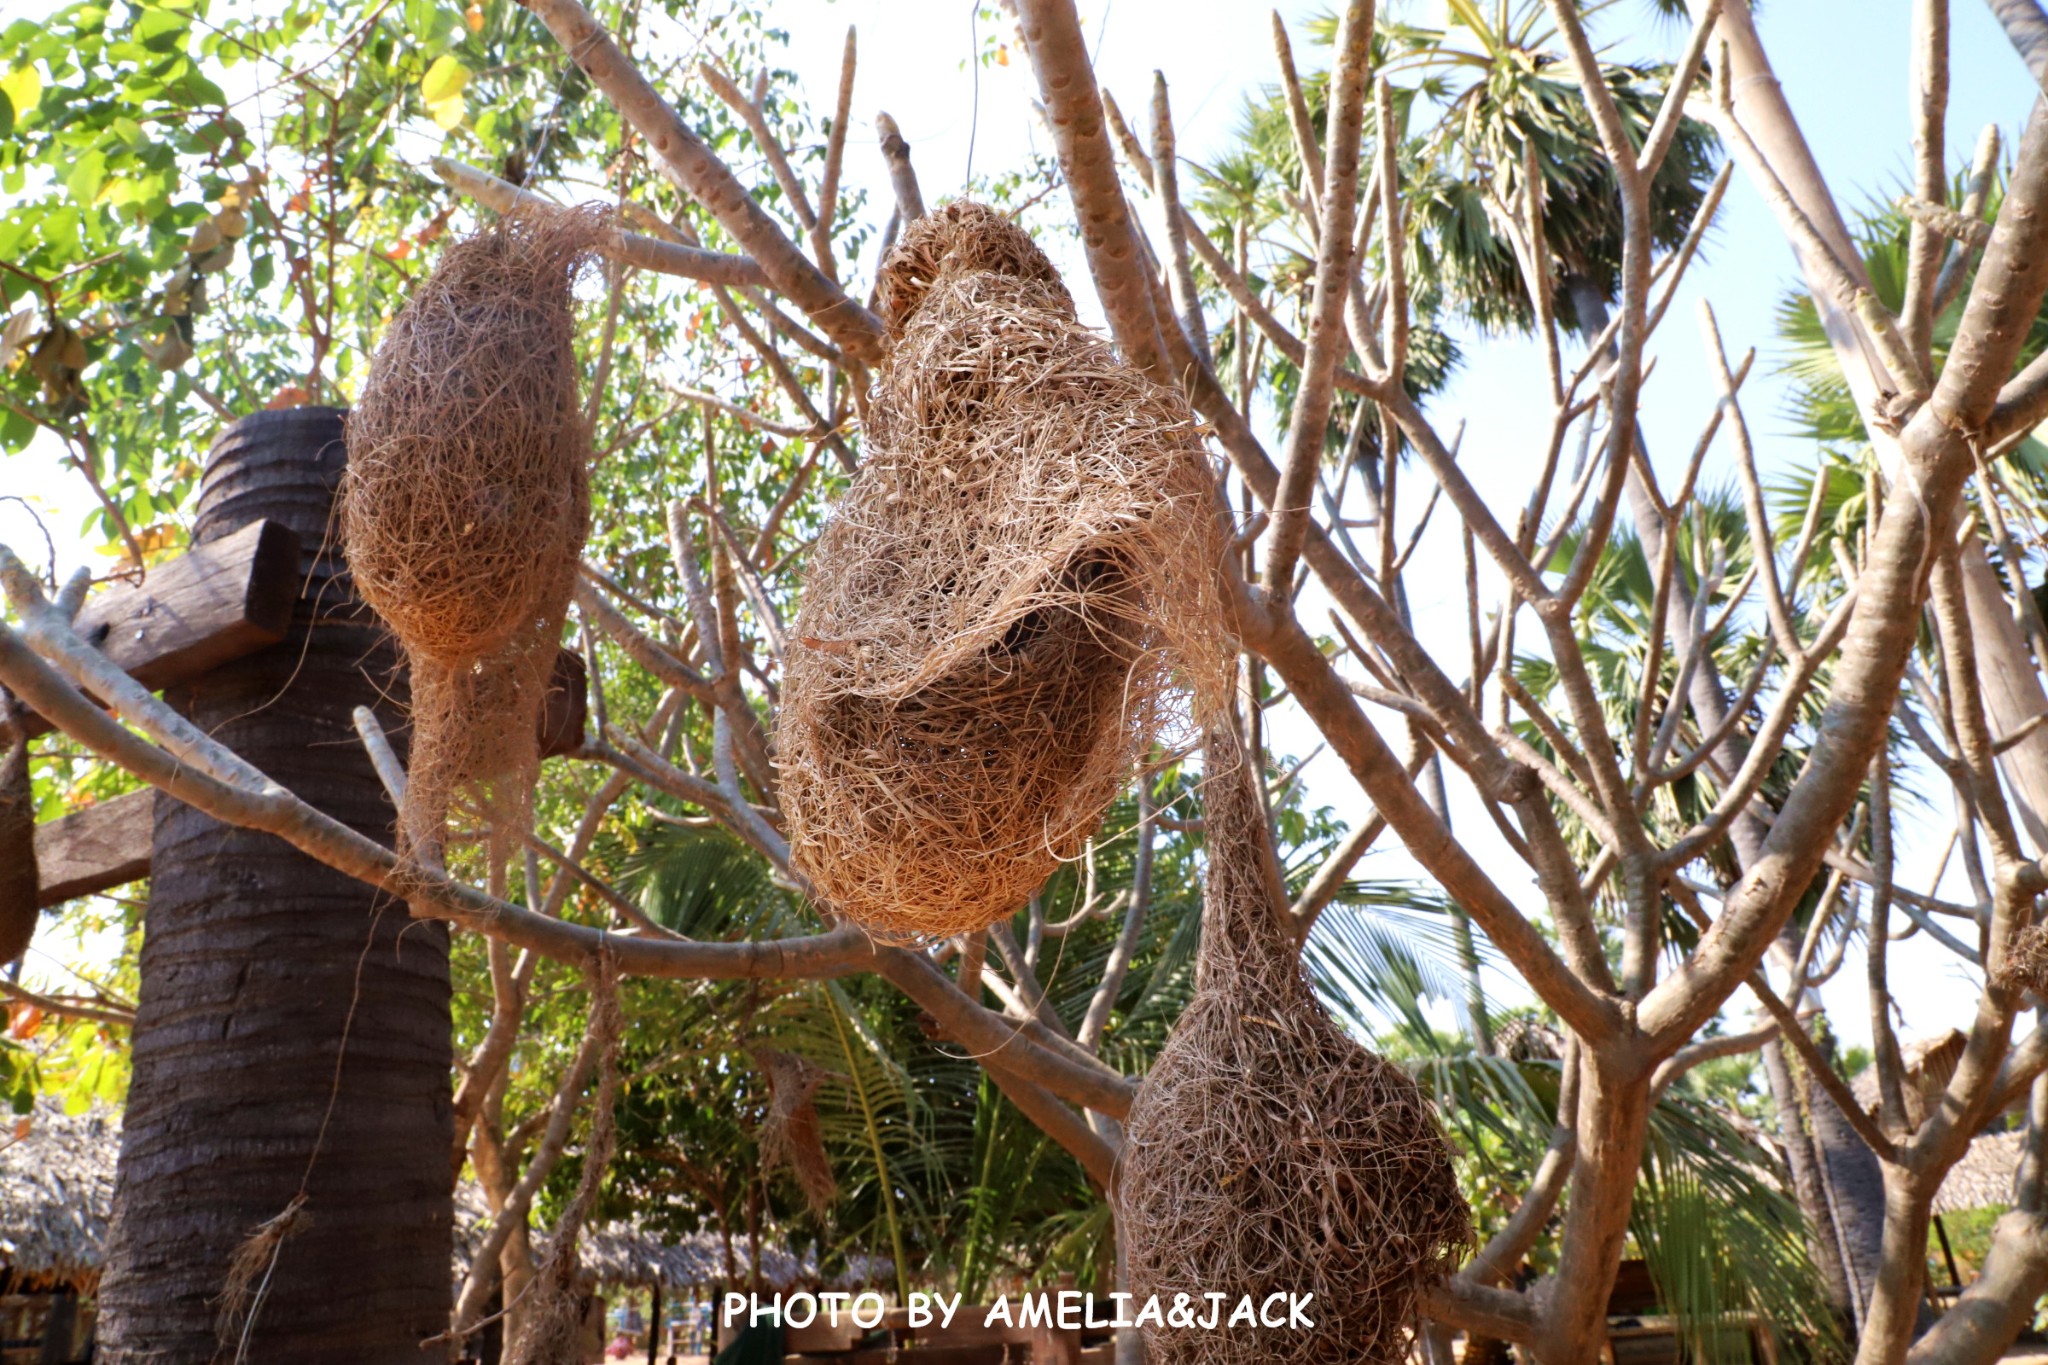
(0, 1099), (117, 1363)
(453, 1186), (891, 1361)
(1933, 1129), (2025, 1219)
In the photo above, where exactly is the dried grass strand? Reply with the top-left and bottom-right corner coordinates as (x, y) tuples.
(1116, 725), (1472, 1365)
(752, 1046), (839, 1216)
(342, 206), (602, 855)
(779, 202), (1231, 941)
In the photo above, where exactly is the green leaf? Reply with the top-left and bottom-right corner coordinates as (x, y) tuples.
(420, 52), (467, 105)
(134, 8), (190, 53)
(65, 149), (107, 205)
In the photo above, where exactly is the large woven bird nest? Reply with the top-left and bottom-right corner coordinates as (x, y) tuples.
(778, 203), (1229, 941)
(342, 207), (600, 852)
(1116, 726), (1473, 1365)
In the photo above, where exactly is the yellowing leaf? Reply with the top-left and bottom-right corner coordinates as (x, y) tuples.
(0, 306), (36, 369)
(421, 53), (469, 105)
(0, 65), (41, 122)
(428, 92), (467, 130)
(133, 523), (181, 555)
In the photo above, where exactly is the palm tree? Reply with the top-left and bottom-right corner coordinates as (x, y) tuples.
(96, 409), (453, 1361)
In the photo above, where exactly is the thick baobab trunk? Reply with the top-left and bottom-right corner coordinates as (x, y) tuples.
(97, 408), (452, 1362)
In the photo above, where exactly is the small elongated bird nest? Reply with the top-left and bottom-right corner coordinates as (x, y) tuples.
(778, 203), (1230, 941)
(342, 207), (600, 850)
(753, 1046), (838, 1216)
(1117, 727), (1472, 1365)
(1995, 920), (2048, 998)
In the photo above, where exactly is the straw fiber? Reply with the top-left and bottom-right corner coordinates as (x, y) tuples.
(778, 202), (1229, 940)
(1116, 725), (1472, 1365)
(342, 207), (600, 853)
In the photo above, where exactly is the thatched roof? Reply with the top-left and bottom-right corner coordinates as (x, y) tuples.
(1850, 1029), (1968, 1129)
(0, 1098), (119, 1288)
(1934, 1129), (2025, 1217)
(453, 1183), (889, 1291)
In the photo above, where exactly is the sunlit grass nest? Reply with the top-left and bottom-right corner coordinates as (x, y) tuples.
(1995, 920), (2048, 998)
(341, 206), (601, 851)
(777, 202), (1231, 941)
(1116, 727), (1473, 1365)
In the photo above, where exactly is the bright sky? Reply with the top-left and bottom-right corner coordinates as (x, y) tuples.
(8, 0), (2042, 1052)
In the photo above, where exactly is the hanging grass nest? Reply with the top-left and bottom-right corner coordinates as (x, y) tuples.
(778, 202), (1230, 941)
(1116, 725), (1473, 1365)
(341, 206), (602, 853)
(752, 1045), (838, 1216)
(1995, 920), (2048, 997)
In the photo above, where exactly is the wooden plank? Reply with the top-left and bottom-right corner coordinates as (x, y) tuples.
(21, 519), (300, 741)
(77, 518), (299, 686)
(34, 789), (152, 907)
(29, 646), (584, 904)
(782, 1319), (866, 1355)
(28, 554), (579, 906)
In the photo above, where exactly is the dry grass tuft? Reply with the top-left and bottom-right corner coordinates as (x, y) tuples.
(1116, 725), (1473, 1365)
(752, 1046), (838, 1216)
(1996, 920), (2048, 999)
(342, 206), (601, 854)
(778, 202), (1231, 941)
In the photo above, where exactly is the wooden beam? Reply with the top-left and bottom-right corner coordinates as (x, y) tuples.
(33, 648), (584, 905)
(21, 519), (300, 740)
(34, 789), (152, 907)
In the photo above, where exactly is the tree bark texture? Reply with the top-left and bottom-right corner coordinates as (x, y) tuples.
(1807, 1044), (1890, 1331)
(97, 407), (453, 1363)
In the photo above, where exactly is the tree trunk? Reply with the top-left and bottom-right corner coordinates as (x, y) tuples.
(1805, 1040), (1890, 1331)
(97, 408), (453, 1362)
(1760, 1029), (1855, 1316)
(1535, 1061), (1654, 1365)
(1905, 1056), (2048, 1365)
(1855, 1168), (1937, 1365)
